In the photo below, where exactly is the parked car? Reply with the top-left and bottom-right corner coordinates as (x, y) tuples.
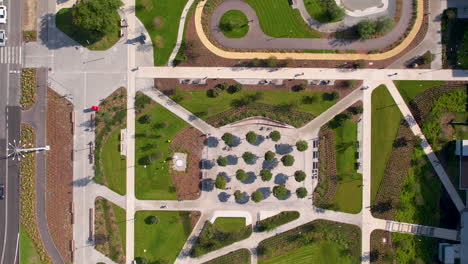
(0, 30), (6, 47)
(0, 5), (6, 24)
(0, 184), (4, 200)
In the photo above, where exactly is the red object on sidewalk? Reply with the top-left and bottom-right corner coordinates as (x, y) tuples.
(91, 106), (99, 111)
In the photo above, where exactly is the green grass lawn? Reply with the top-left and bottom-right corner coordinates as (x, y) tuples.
(331, 121), (362, 214)
(303, 0), (343, 23)
(219, 10), (250, 38)
(371, 85), (403, 202)
(213, 217), (246, 232)
(260, 240), (356, 264)
(135, 103), (188, 200)
(136, 0), (188, 65)
(244, 0), (320, 38)
(134, 211), (194, 263)
(101, 127), (126, 195)
(112, 204), (127, 253)
(55, 8), (120, 50)
(177, 90), (337, 119)
(394, 81), (444, 104)
(20, 226), (43, 264)
(392, 233), (439, 263)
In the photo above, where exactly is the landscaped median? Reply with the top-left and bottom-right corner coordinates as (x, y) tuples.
(20, 68), (37, 110)
(19, 124), (52, 263)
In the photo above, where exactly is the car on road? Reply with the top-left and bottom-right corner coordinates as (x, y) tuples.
(0, 5), (6, 24)
(0, 30), (5, 47)
(0, 184), (4, 200)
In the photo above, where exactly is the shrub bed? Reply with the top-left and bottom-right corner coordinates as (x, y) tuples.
(313, 127), (337, 208)
(191, 221), (252, 257)
(203, 248), (251, 264)
(256, 211), (300, 232)
(20, 124), (52, 263)
(20, 68), (37, 110)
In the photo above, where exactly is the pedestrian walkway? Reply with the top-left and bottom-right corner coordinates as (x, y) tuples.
(383, 220), (459, 241)
(385, 81), (465, 212)
(0, 46), (22, 64)
(168, 0), (196, 66)
(139, 87), (218, 135)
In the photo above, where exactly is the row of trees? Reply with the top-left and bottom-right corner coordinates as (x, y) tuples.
(228, 186), (308, 202)
(207, 82), (243, 98)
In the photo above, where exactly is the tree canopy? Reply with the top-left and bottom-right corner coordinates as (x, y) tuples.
(71, 0), (123, 37)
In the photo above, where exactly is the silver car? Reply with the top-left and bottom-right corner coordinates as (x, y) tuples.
(0, 30), (5, 47)
(0, 5), (6, 24)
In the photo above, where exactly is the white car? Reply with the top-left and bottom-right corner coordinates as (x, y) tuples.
(0, 5), (6, 24)
(0, 30), (6, 47)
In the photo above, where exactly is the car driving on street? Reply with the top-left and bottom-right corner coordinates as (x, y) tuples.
(0, 4), (7, 24)
(0, 30), (6, 47)
(0, 184), (4, 200)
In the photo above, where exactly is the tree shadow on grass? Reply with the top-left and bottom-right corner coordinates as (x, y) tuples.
(275, 144), (293, 155)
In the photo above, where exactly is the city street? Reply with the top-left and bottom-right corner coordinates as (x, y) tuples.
(0, 0), (23, 263)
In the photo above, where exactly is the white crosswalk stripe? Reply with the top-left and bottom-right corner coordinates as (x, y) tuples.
(0, 46), (22, 65)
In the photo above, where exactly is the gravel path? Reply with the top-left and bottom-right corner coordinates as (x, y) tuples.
(209, 0), (412, 51)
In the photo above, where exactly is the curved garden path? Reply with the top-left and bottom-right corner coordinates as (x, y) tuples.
(209, 0), (412, 51)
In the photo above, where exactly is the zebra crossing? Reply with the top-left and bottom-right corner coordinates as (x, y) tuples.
(0, 46), (22, 65)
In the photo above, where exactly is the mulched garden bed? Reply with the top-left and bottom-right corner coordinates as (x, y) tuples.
(155, 78), (361, 99)
(371, 123), (416, 220)
(176, 0), (429, 69)
(203, 248), (251, 264)
(370, 230), (394, 264)
(169, 126), (206, 200)
(94, 197), (125, 264)
(205, 102), (315, 128)
(313, 127), (337, 209)
(46, 88), (73, 263)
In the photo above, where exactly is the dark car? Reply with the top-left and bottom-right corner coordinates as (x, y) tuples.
(0, 184), (4, 200)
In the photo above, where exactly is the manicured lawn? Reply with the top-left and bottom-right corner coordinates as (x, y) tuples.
(55, 8), (120, 50)
(112, 204), (127, 253)
(177, 90), (337, 119)
(331, 121), (362, 214)
(371, 85), (402, 202)
(102, 127), (126, 195)
(303, 0), (343, 23)
(244, 0), (321, 38)
(394, 80), (444, 104)
(219, 10), (249, 38)
(20, 226), (42, 264)
(135, 103), (188, 200)
(136, 0), (188, 65)
(260, 241), (356, 264)
(134, 211), (195, 263)
(213, 217), (246, 233)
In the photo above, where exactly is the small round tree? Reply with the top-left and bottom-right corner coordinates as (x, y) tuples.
(269, 130), (281, 142)
(294, 170), (306, 182)
(234, 190), (244, 201)
(273, 185), (288, 199)
(144, 215), (159, 225)
(264, 151), (275, 161)
(242, 152), (255, 163)
(296, 140), (308, 151)
(221, 133), (235, 147)
(138, 114), (152, 124)
(215, 176), (227, 189)
(260, 169), (272, 181)
(251, 190), (263, 203)
(281, 155), (295, 166)
(246, 131), (258, 144)
(236, 169), (248, 181)
(217, 156), (228, 167)
(296, 187), (308, 199)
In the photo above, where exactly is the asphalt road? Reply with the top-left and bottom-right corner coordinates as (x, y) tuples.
(0, 0), (23, 263)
